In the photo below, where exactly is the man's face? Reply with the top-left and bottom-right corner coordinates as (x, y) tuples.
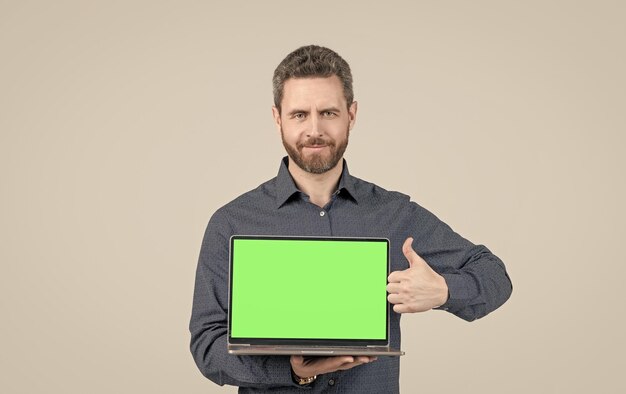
(272, 76), (357, 174)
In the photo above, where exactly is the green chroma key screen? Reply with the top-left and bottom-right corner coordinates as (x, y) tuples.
(230, 237), (388, 340)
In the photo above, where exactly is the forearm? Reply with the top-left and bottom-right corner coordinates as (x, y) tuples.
(437, 245), (512, 321)
(190, 324), (295, 388)
(189, 267), (298, 389)
(409, 203), (512, 321)
(189, 212), (299, 389)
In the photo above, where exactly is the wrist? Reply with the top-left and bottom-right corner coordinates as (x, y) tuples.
(436, 274), (449, 307)
(291, 368), (317, 386)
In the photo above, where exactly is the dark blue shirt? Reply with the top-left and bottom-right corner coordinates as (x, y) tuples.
(190, 157), (512, 393)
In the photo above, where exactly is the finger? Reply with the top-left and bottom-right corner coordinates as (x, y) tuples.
(403, 237), (429, 269)
(336, 359), (367, 370)
(326, 356), (354, 368)
(387, 270), (405, 283)
(308, 356), (355, 375)
(387, 293), (403, 304)
(349, 356), (377, 366)
(340, 356), (355, 364)
(402, 237), (417, 268)
(322, 356), (358, 373)
(292, 356), (352, 376)
(386, 282), (401, 293)
(393, 303), (411, 314)
(333, 356), (377, 371)
(337, 362), (360, 370)
(290, 355), (304, 366)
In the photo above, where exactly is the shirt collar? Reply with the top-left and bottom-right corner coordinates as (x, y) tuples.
(275, 156), (359, 209)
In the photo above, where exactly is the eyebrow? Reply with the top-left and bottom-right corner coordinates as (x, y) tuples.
(287, 109), (308, 117)
(286, 107), (342, 116)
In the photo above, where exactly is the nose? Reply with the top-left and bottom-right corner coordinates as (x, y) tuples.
(306, 113), (322, 137)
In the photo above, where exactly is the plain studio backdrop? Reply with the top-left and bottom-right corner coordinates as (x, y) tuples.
(1, 1), (624, 393)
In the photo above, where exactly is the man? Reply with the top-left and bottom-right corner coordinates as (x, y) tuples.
(190, 45), (512, 393)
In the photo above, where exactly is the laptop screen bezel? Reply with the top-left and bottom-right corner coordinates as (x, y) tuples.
(227, 235), (390, 346)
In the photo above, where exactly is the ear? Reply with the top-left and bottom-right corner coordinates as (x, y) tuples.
(271, 106), (282, 133)
(348, 101), (358, 130)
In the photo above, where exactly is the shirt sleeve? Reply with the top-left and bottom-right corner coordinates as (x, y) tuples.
(408, 202), (513, 321)
(189, 210), (300, 389)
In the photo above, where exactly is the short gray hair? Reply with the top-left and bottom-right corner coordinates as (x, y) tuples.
(272, 45), (353, 113)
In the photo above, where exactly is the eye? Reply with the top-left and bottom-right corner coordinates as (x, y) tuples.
(323, 111), (337, 118)
(293, 113), (305, 120)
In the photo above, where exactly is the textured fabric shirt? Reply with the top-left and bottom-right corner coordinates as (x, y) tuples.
(190, 157), (512, 393)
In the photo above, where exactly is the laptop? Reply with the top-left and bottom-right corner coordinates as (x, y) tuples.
(227, 235), (404, 356)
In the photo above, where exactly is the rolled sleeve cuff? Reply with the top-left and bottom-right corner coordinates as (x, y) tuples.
(435, 273), (479, 312)
(262, 356), (304, 388)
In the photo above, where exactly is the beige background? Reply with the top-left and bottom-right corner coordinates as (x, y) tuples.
(1, 1), (624, 393)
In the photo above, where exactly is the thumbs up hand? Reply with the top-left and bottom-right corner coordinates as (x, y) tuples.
(387, 237), (449, 313)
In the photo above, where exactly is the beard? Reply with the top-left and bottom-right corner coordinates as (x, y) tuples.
(281, 128), (349, 174)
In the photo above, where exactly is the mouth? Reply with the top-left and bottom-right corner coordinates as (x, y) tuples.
(303, 144), (327, 149)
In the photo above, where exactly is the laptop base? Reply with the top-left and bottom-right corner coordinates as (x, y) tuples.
(228, 345), (404, 356)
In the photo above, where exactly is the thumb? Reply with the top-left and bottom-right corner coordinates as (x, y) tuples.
(290, 355), (304, 366)
(402, 237), (418, 268)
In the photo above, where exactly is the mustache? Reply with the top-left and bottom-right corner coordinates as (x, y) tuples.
(296, 137), (335, 149)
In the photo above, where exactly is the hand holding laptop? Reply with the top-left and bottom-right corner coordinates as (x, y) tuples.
(290, 355), (377, 378)
(386, 238), (449, 313)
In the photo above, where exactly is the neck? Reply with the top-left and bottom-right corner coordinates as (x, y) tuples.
(287, 158), (343, 208)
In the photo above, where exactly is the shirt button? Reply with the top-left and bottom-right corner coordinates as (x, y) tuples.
(319, 211), (325, 217)
(328, 378), (335, 386)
